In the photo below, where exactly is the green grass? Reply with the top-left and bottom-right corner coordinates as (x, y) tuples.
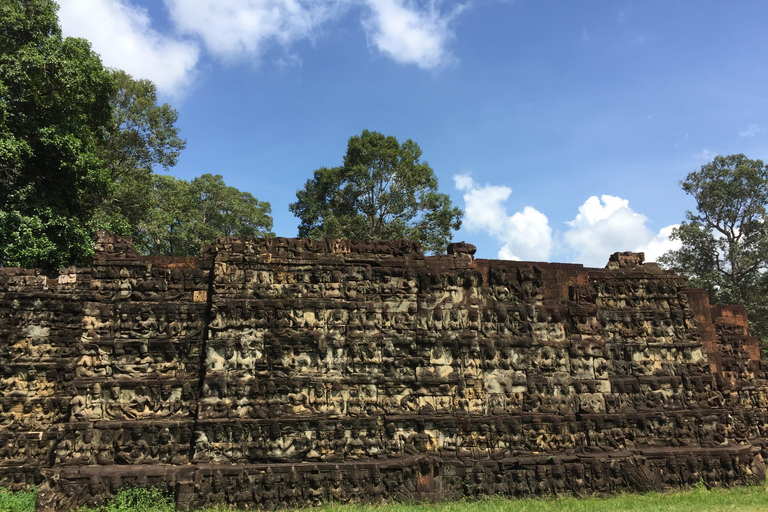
(0, 487), (37, 512)
(3, 484), (768, 512)
(76, 487), (175, 512)
(298, 485), (768, 512)
(363, 486), (768, 512)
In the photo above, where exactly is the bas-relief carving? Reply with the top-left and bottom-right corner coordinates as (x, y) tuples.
(0, 234), (767, 510)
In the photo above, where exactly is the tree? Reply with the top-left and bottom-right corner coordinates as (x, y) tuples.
(92, 69), (187, 235)
(290, 130), (462, 253)
(92, 71), (276, 256)
(135, 173), (274, 257)
(660, 154), (768, 349)
(0, 1), (272, 268)
(101, 69), (186, 179)
(0, 0), (114, 272)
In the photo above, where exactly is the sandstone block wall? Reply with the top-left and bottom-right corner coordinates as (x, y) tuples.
(0, 233), (766, 511)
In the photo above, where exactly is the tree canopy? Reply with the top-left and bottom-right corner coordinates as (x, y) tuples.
(660, 154), (768, 350)
(290, 129), (462, 254)
(0, 0), (114, 271)
(92, 70), (273, 257)
(100, 69), (186, 180)
(92, 69), (187, 237)
(135, 173), (274, 257)
(0, 1), (273, 268)
(94, 72), (272, 257)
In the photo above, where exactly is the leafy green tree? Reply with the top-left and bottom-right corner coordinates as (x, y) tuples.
(0, 1), (270, 268)
(0, 0), (114, 272)
(660, 154), (768, 349)
(136, 173), (274, 257)
(92, 71), (275, 256)
(102, 69), (186, 179)
(290, 129), (462, 253)
(92, 69), (187, 235)
(89, 68), (273, 257)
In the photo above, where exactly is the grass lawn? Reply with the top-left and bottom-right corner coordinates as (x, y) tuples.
(3, 484), (768, 512)
(311, 485), (768, 512)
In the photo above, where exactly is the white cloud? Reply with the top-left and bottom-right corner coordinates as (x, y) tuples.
(164, 0), (344, 62)
(58, 0), (199, 98)
(362, 0), (461, 69)
(275, 53), (304, 69)
(454, 175), (681, 266)
(694, 148), (716, 161)
(739, 123), (766, 137)
(563, 195), (679, 267)
(497, 207), (552, 261)
(640, 224), (681, 262)
(453, 173), (475, 191)
(59, 0), (467, 82)
(454, 174), (552, 261)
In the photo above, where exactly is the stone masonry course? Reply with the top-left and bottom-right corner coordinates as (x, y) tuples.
(0, 232), (765, 511)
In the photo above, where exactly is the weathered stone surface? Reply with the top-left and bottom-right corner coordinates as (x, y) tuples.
(0, 232), (766, 510)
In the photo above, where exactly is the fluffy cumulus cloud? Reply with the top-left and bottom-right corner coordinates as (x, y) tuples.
(453, 176), (681, 267)
(58, 0), (463, 85)
(563, 195), (680, 267)
(641, 224), (682, 262)
(163, 0), (343, 62)
(166, 0), (460, 69)
(58, 0), (199, 98)
(362, 0), (461, 69)
(454, 174), (553, 261)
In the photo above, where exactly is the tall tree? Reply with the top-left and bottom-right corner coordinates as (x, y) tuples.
(93, 71), (276, 256)
(0, 0), (114, 272)
(290, 129), (462, 254)
(136, 173), (274, 257)
(660, 154), (768, 349)
(93, 69), (187, 235)
(101, 69), (186, 180)
(0, 1), (272, 268)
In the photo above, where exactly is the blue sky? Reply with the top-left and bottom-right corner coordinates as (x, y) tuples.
(57, 0), (768, 266)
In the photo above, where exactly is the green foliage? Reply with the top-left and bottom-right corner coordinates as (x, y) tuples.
(0, 3), (272, 266)
(85, 70), (271, 258)
(0, 0), (114, 272)
(76, 486), (174, 512)
(309, 485), (768, 512)
(133, 173), (274, 257)
(92, 69), (187, 239)
(86, 63), (272, 259)
(660, 154), (768, 351)
(101, 69), (186, 179)
(0, 486), (38, 512)
(290, 129), (462, 254)
(3, 484), (768, 512)
(103, 487), (173, 512)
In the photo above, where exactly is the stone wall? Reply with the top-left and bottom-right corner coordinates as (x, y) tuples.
(0, 233), (766, 511)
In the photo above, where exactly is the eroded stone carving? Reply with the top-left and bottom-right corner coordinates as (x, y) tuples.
(0, 232), (766, 510)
